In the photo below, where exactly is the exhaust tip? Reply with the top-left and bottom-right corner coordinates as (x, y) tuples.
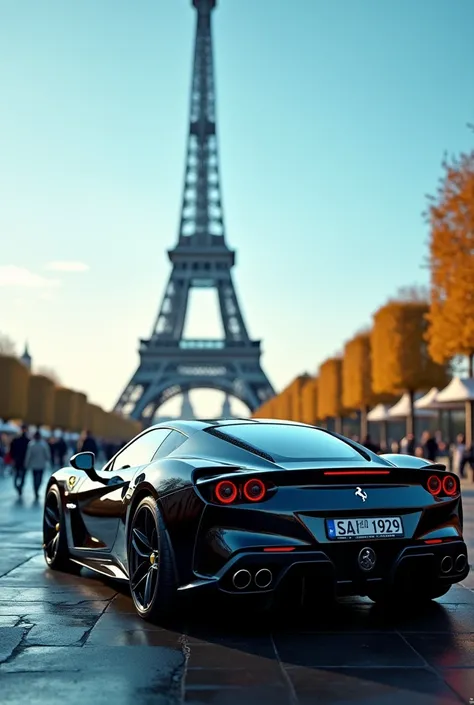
(232, 569), (251, 590)
(255, 568), (273, 589)
(440, 555), (453, 574)
(455, 554), (467, 572)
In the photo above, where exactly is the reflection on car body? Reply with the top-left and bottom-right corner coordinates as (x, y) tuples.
(42, 418), (469, 622)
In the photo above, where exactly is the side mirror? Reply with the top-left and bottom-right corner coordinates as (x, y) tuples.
(69, 452), (107, 484)
(70, 451), (94, 471)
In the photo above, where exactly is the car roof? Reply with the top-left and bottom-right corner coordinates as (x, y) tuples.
(145, 417), (312, 435)
(139, 418), (388, 466)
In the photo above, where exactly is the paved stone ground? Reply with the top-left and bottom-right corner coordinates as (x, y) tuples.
(3, 472), (474, 704)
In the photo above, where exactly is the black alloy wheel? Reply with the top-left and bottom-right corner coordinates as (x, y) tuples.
(128, 496), (176, 622)
(43, 484), (79, 572)
(43, 487), (61, 565)
(129, 503), (160, 610)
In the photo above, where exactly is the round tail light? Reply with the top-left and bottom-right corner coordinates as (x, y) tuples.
(243, 478), (266, 502)
(427, 475), (442, 496)
(215, 480), (237, 504)
(443, 475), (458, 496)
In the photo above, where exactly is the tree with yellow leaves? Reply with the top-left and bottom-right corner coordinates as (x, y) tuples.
(0, 332), (16, 356)
(286, 374), (312, 421)
(0, 355), (29, 420)
(343, 333), (372, 439)
(273, 389), (291, 420)
(317, 358), (343, 433)
(36, 365), (61, 385)
(301, 377), (318, 426)
(371, 298), (449, 435)
(425, 141), (474, 375)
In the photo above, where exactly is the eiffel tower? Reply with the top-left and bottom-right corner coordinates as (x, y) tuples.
(114, 0), (274, 424)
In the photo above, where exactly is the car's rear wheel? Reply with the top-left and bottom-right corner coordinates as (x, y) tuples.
(128, 496), (177, 623)
(366, 582), (451, 604)
(43, 484), (81, 573)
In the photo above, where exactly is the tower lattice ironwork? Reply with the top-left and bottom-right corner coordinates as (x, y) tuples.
(114, 0), (274, 423)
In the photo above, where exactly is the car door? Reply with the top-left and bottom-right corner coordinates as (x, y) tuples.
(73, 428), (172, 551)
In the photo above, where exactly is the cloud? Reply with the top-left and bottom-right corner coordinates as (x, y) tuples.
(39, 290), (56, 301)
(0, 265), (60, 288)
(45, 261), (89, 272)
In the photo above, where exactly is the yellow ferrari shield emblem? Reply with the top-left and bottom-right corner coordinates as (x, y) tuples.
(67, 476), (77, 490)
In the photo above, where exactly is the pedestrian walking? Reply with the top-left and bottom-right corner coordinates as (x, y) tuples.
(421, 431), (438, 462)
(0, 436), (6, 477)
(453, 433), (467, 478)
(9, 425), (30, 497)
(399, 433), (415, 455)
(24, 431), (52, 501)
(77, 430), (98, 455)
(363, 434), (380, 453)
(47, 435), (57, 467)
(55, 435), (68, 467)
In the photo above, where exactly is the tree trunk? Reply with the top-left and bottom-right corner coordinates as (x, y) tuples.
(465, 399), (474, 482)
(381, 420), (388, 451)
(406, 390), (415, 437)
(465, 355), (474, 481)
(465, 399), (474, 469)
(360, 406), (369, 441)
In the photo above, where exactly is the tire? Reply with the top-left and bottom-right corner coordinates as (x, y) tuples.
(128, 495), (177, 623)
(43, 484), (81, 573)
(367, 582), (451, 605)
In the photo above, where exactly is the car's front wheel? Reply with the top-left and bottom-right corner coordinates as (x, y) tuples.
(128, 496), (177, 622)
(43, 484), (81, 573)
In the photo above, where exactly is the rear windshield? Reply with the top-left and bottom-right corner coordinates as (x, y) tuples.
(216, 423), (366, 462)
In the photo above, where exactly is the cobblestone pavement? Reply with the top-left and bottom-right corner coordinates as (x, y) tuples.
(2, 471), (474, 704)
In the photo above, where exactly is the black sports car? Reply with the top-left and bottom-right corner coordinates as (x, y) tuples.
(42, 419), (469, 621)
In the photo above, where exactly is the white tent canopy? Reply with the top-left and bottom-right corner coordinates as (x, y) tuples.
(388, 392), (437, 419)
(367, 404), (391, 422)
(414, 386), (461, 411)
(436, 377), (474, 404)
(414, 387), (439, 409)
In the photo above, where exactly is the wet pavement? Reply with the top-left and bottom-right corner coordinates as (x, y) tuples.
(2, 473), (474, 704)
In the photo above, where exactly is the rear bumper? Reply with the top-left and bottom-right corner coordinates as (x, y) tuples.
(178, 539), (469, 601)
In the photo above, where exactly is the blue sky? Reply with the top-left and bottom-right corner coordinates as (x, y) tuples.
(1, 0), (473, 418)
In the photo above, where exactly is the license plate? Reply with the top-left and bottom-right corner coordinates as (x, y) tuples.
(326, 516), (404, 540)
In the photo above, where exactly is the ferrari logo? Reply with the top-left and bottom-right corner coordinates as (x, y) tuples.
(355, 486), (367, 502)
(358, 547), (376, 571)
(67, 476), (77, 490)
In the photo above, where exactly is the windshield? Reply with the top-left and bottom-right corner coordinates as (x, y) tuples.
(216, 423), (367, 462)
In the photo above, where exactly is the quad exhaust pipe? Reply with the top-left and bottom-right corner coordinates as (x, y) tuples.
(440, 556), (453, 574)
(232, 569), (251, 590)
(255, 568), (273, 589)
(231, 568), (273, 590)
(440, 554), (468, 575)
